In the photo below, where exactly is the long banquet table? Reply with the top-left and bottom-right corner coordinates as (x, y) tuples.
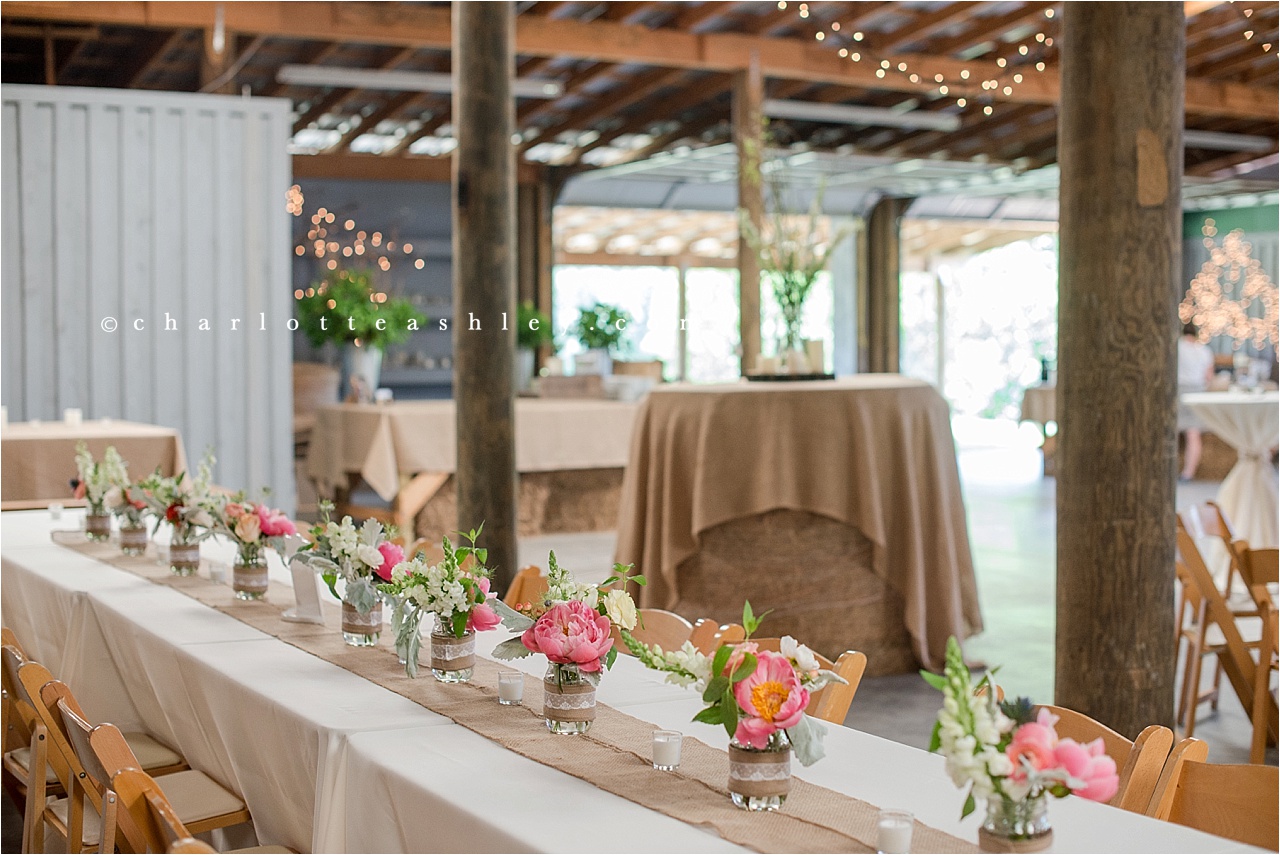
(0, 509), (1258, 853)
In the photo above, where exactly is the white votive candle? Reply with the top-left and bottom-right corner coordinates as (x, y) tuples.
(49, 502), (63, 521)
(0, 406), (7, 426)
(652, 730), (682, 770)
(498, 671), (524, 705)
(877, 809), (913, 854)
(63, 408), (83, 426)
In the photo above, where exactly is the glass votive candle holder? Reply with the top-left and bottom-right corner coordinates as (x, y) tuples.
(497, 670), (524, 705)
(652, 730), (682, 771)
(48, 502), (63, 521)
(876, 809), (913, 854)
(63, 408), (83, 426)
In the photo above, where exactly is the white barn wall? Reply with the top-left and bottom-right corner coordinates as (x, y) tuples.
(1, 85), (294, 512)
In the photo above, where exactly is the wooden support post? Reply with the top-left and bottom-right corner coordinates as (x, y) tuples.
(1055, 1), (1184, 738)
(734, 52), (763, 376)
(861, 197), (911, 373)
(677, 264), (688, 382)
(200, 27), (237, 94)
(453, 0), (519, 593)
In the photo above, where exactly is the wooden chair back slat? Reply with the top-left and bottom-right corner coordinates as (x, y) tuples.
(113, 766), (188, 854)
(503, 565), (548, 607)
(1254, 602), (1279, 764)
(749, 638), (867, 725)
(56, 698), (113, 794)
(688, 620), (745, 654)
(625, 609), (694, 652)
(1149, 738), (1279, 849)
(1033, 704), (1173, 813)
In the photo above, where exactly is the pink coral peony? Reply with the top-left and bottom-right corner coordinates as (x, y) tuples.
(1006, 709), (1060, 783)
(732, 650), (809, 748)
(521, 600), (614, 672)
(256, 505), (296, 538)
(375, 542), (403, 582)
(466, 577), (501, 632)
(724, 641), (759, 678)
(1054, 738), (1119, 803)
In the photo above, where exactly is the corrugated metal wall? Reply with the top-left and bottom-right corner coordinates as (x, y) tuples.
(2, 85), (295, 511)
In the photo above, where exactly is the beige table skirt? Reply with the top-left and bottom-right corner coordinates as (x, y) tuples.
(306, 398), (640, 501)
(614, 376), (982, 672)
(1, 419), (187, 504)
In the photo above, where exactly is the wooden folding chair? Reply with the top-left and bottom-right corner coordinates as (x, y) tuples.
(750, 638), (868, 726)
(109, 748), (292, 854)
(1147, 737), (1279, 849)
(688, 619), (745, 655)
(3, 643), (69, 822)
(503, 565), (548, 607)
(624, 609), (694, 652)
(1176, 524), (1278, 748)
(1031, 704), (1173, 813)
(1254, 602), (1279, 764)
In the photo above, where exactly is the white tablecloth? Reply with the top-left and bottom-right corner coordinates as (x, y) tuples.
(1182, 391), (1279, 548)
(0, 510), (1260, 853)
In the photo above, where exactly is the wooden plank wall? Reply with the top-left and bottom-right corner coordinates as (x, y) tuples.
(1, 85), (295, 512)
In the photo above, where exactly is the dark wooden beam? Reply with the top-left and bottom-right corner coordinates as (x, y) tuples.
(875, 2), (996, 53)
(453, 0), (518, 594)
(1056, 1), (1182, 739)
(571, 71), (730, 159)
(921, 2), (1054, 57)
(260, 40), (343, 97)
(327, 90), (421, 153)
(294, 152), (541, 184)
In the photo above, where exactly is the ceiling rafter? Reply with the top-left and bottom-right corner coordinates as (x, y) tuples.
(290, 44), (418, 135)
(522, 65), (687, 151)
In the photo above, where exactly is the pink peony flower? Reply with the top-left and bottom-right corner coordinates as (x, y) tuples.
(224, 502), (244, 520)
(1054, 738), (1119, 803)
(1005, 709), (1060, 783)
(521, 600), (614, 672)
(732, 650), (809, 748)
(466, 576), (501, 632)
(724, 641), (759, 677)
(256, 506), (296, 538)
(375, 542), (404, 582)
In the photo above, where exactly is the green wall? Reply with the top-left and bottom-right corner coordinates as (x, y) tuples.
(1183, 204), (1279, 239)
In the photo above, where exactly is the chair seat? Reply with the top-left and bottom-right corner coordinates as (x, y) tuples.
(5, 746), (60, 782)
(156, 769), (247, 824)
(231, 847), (293, 853)
(123, 731), (184, 769)
(47, 795), (103, 846)
(1206, 616), (1263, 649)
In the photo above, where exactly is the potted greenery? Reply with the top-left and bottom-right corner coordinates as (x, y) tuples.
(516, 301), (555, 393)
(573, 302), (631, 375)
(296, 269), (426, 400)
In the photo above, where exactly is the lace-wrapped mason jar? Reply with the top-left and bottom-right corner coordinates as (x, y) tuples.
(342, 598), (382, 647)
(727, 731), (791, 811)
(430, 627), (476, 683)
(118, 524), (148, 556)
(543, 663), (596, 734)
(85, 510), (112, 542)
(168, 527), (201, 576)
(232, 543), (269, 601)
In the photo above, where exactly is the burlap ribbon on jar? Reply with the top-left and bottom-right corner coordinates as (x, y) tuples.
(976, 828), (1053, 854)
(233, 563), (269, 595)
(543, 678), (597, 723)
(430, 629), (476, 671)
(168, 541), (200, 571)
(119, 526), (149, 551)
(342, 600), (382, 635)
(85, 514), (112, 538)
(728, 743), (792, 799)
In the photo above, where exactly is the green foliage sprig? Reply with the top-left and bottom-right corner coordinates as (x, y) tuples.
(574, 302), (632, 352)
(295, 269), (425, 350)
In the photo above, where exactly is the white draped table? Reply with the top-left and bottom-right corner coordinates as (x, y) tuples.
(0, 510), (1259, 853)
(1182, 391), (1279, 548)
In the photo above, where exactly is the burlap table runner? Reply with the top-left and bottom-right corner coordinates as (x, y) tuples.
(51, 531), (977, 854)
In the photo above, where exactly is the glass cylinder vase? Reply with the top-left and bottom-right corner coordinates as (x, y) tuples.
(543, 663), (596, 735)
(728, 732), (791, 812)
(118, 524), (149, 556)
(342, 598), (382, 647)
(430, 626), (476, 683)
(168, 529), (201, 576)
(977, 794), (1052, 853)
(85, 511), (112, 542)
(232, 547), (269, 601)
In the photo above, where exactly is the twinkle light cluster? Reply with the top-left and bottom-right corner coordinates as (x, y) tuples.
(1179, 219), (1279, 349)
(287, 184), (427, 274)
(777, 0), (1058, 118)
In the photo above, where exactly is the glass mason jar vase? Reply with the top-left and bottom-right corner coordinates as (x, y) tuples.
(543, 663), (596, 735)
(168, 529), (201, 576)
(978, 794), (1052, 853)
(728, 731), (791, 812)
(232, 546), (269, 601)
(430, 626), (476, 683)
(118, 524), (149, 556)
(342, 598), (382, 647)
(85, 510), (112, 542)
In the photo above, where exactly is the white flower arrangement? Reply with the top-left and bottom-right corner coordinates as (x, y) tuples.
(134, 450), (220, 543)
(293, 501), (398, 617)
(74, 443), (129, 513)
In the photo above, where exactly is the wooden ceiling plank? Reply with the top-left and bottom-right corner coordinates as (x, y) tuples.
(122, 27), (189, 87)
(920, 2), (1054, 57)
(876, 2), (997, 54)
(4, 1), (1275, 120)
(261, 40), (344, 97)
(326, 89), (420, 152)
(521, 65), (686, 150)
(573, 71), (732, 158)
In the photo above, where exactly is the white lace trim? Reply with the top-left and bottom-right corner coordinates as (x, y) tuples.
(729, 760), (791, 782)
(431, 635), (476, 660)
(543, 691), (596, 710)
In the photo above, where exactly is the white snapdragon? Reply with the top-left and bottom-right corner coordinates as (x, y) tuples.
(357, 543), (384, 569)
(780, 635), (821, 674)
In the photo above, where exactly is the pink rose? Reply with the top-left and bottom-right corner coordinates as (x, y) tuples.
(733, 650), (808, 748)
(234, 511), (262, 544)
(375, 542), (404, 582)
(1006, 709), (1060, 783)
(521, 600), (614, 672)
(468, 602), (501, 633)
(1054, 738), (1119, 803)
(257, 506), (296, 538)
(224, 502), (244, 521)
